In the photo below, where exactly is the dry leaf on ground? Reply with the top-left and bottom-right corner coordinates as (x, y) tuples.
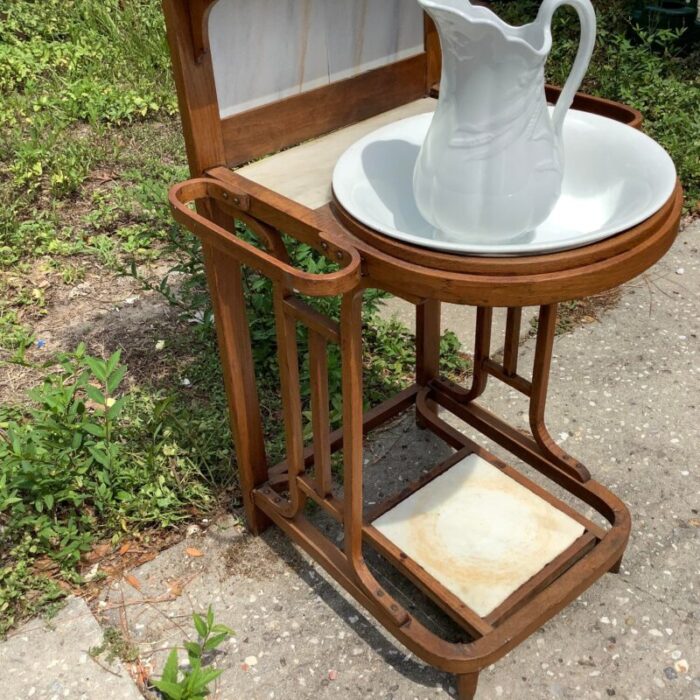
(124, 574), (142, 591)
(84, 542), (112, 563)
(168, 580), (184, 597)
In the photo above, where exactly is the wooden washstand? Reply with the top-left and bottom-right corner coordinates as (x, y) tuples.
(163, 2), (682, 696)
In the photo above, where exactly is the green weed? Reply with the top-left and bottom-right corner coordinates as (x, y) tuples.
(151, 606), (234, 700)
(0, 543), (64, 637)
(0, 0), (179, 271)
(89, 626), (140, 665)
(0, 310), (35, 363)
(0, 346), (214, 575)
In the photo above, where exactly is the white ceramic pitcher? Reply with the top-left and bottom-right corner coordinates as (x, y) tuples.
(413, 0), (597, 242)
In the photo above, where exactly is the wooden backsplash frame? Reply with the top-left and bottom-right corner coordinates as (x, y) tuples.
(163, 0), (440, 175)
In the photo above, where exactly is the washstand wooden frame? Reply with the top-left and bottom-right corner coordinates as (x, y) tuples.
(163, 2), (683, 697)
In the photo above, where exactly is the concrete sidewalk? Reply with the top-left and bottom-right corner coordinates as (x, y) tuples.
(0, 596), (142, 700)
(2, 222), (698, 700)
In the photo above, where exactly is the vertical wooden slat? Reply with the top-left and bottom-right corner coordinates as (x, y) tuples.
(309, 331), (332, 497)
(530, 305), (557, 420)
(273, 287), (307, 515)
(416, 298), (441, 423)
(341, 289), (366, 567)
(416, 298), (441, 387)
(503, 307), (523, 377)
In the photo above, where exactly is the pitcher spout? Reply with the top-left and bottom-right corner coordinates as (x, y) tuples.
(418, 0), (553, 59)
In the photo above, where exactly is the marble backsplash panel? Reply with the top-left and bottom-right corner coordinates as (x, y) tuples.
(209, 0), (425, 118)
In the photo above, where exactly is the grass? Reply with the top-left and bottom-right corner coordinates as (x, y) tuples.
(0, 0), (221, 633)
(0, 0), (698, 635)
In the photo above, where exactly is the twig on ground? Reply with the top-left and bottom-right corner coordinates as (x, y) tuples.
(87, 650), (124, 678)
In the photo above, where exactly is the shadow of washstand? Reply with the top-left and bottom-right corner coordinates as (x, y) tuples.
(254, 525), (457, 696)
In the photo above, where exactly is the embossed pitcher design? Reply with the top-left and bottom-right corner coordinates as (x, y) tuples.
(413, 0), (596, 242)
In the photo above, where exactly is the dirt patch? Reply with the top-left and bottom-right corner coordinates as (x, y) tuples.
(0, 256), (197, 405)
(224, 532), (286, 580)
(0, 362), (47, 408)
(528, 288), (623, 337)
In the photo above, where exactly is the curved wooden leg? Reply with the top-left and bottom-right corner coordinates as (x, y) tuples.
(529, 304), (591, 483)
(463, 306), (492, 403)
(456, 672), (479, 699)
(432, 306), (493, 406)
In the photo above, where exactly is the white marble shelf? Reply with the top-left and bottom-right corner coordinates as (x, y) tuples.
(236, 97), (437, 210)
(372, 453), (586, 617)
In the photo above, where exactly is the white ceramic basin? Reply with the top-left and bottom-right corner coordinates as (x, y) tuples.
(332, 109), (677, 256)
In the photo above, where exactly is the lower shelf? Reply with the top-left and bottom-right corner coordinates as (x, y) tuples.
(254, 389), (630, 676)
(372, 452), (586, 618)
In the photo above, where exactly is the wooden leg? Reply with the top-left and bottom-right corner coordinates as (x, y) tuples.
(203, 243), (270, 535)
(416, 298), (441, 387)
(425, 306), (493, 406)
(416, 298), (441, 426)
(529, 304), (591, 483)
(341, 289), (368, 568)
(456, 671), (479, 700)
(609, 556), (623, 574)
(462, 306), (493, 403)
(502, 306), (523, 377)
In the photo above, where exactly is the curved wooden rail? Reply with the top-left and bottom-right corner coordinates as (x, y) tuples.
(204, 167), (682, 307)
(169, 178), (363, 297)
(328, 181), (682, 307)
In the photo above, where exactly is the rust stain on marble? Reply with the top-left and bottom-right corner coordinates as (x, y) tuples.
(353, 0), (368, 74)
(373, 454), (585, 616)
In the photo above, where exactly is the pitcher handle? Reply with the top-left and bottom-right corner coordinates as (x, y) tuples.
(538, 0), (597, 137)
